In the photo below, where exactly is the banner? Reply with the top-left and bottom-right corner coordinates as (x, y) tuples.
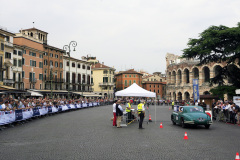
(193, 79), (200, 102)
(15, 109), (23, 121)
(33, 108), (40, 117)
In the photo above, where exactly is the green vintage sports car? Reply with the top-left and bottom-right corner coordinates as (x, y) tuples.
(171, 106), (213, 129)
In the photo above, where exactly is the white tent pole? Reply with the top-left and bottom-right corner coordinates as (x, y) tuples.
(155, 97), (156, 124)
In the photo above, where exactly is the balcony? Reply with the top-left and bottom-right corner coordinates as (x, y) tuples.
(29, 78), (37, 83)
(99, 82), (115, 86)
(14, 78), (23, 83)
(3, 78), (14, 84)
(44, 77), (65, 83)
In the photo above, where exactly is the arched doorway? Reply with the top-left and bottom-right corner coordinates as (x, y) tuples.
(184, 69), (190, 84)
(178, 92), (182, 101)
(203, 66), (210, 83)
(177, 70), (182, 84)
(172, 71), (176, 84)
(184, 92), (190, 101)
(203, 91), (210, 95)
(192, 67), (199, 79)
(173, 92), (176, 101)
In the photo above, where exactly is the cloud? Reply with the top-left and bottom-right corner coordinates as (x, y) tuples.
(1, 0), (240, 74)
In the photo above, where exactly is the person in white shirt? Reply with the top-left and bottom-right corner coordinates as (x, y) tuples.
(112, 100), (117, 126)
(116, 100), (123, 128)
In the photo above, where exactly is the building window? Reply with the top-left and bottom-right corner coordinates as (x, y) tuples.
(39, 74), (43, 80)
(125, 80), (127, 86)
(60, 62), (63, 68)
(150, 85), (151, 88)
(103, 70), (108, 74)
(18, 51), (22, 56)
(5, 52), (11, 59)
(23, 50), (26, 54)
(29, 52), (36, 57)
(129, 75), (131, 78)
(154, 85), (155, 88)
(158, 90), (159, 93)
(13, 59), (17, 66)
(39, 54), (43, 58)
(50, 60), (53, 66)
(44, 52), (48, 56)
(55, 54), (58, 58)
(134, 75), (136, 77)
(103, 77), (108, 82)
(5, 36), (9, 42)
(78, 63), (80, 68)
(39, 62), (43, 68)
(44, 59), (48, 65)
(30, 60), (36, 67)
(125, 75), (127, 78)
(13, 50), (17, 55)
(22, 71), (25, 78)
(55, 62), (58, 67)
(87, 66), (90, 70)
(133, 80), (136, 83)
(72, 62), (75, 67)
(22, 58), (25, 65)
(1, 43), (4, 51)
(50, 53), (53, 57)
(67, 61), (69, 66)
(18, 59), (22, 67)
(129, 80), (132, 85)
(82, 65), (85, 69)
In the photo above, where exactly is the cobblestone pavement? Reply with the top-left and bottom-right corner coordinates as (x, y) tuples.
(0, 104), (240, 160)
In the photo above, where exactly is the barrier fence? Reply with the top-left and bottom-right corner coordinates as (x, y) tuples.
(0, 102), (100, 126)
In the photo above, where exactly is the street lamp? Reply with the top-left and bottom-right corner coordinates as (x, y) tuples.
(50, 65), (53, 99)
(63, 41), (77, 99)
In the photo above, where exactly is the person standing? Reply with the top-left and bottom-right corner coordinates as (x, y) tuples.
(138, 100), (145, 129)
(235, 104), (240, 125)
(116, 100), (123, 128)
(126, 100), (133, 123)
(172, 100), (175, 110)
(112, 100), (117, 126)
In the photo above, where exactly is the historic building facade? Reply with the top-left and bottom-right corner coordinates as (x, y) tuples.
(63, 55), (92, 96)
(166, 53), (229, 101)
(115, 69), (143, 91)
(91, 62), (115, 98)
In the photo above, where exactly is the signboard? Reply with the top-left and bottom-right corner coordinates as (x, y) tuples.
(193, 79), (200, 102)
(233, 96), (240, 106)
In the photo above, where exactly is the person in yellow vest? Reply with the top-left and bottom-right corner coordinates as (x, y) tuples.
(172, 100), (175, 110)
(126, 100), (133, 123)
(138, 100), (145, 129)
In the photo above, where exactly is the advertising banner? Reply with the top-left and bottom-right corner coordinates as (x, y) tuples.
(193, 79), (200, 102)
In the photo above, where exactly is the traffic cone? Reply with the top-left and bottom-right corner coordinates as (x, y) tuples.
(160, 123), (163, 128)
(236, 152), (240, 160)
(149, 114), (152, 122)
(183, 132), (188, 140)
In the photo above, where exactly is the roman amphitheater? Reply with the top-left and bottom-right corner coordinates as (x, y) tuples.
(166, 53), (230, 101)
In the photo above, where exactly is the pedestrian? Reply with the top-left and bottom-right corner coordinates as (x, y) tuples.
(138, 100), (145, 129)
(126, 100), (133, 123)
(116, 100), (123, 128)
(234, 103), (240, 125)
(172, 100), (174, 110)
(112, 100), (117, 127)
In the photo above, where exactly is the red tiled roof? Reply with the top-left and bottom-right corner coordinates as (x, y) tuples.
(115, 69), (143, 76)
(91, 63), (112, 69)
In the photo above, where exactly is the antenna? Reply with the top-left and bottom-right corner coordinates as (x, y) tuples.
(33, 22), (35, 28)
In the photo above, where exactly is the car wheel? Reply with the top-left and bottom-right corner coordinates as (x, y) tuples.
(205, 124), (210, 129)
(181, 118), (186, 128)
(171, 116), (176, 125)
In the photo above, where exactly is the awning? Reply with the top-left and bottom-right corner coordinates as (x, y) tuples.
(27, 91), (43, 97)
(236, 89), (240, 94)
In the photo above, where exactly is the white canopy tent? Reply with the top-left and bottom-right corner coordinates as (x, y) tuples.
(27, 91), (43, 97)
(236, 89), (240, 94)
(115, 83), (157, 123)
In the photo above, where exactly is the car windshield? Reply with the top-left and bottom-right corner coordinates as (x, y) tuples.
(187, 107), (204, 113)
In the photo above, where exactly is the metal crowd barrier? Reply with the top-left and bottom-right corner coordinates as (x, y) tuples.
(0, 102), (100, 126)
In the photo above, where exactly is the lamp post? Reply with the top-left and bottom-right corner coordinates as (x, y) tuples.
(63, 41), (77, 99)
(50, 65), (53, 99)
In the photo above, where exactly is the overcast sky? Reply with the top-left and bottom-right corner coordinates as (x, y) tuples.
(1, 0), (240, 74)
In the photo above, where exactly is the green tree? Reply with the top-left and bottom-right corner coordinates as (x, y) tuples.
(182, 23), (240, 97)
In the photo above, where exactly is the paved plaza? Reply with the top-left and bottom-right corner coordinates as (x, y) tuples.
(0, 104), (240, 160)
